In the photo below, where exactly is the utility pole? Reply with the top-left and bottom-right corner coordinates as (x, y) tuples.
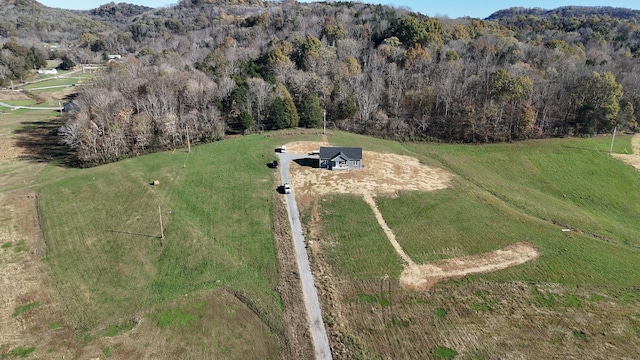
(323, 109), (327, 135)
(186, 125), (191, 153)
(610, 126), (617, 153)
(158, 205), (164, 240)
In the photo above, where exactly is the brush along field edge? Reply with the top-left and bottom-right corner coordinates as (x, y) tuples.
(286, 141), (540, 291)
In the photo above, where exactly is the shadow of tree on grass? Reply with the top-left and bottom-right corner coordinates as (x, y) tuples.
(13, 116), (76, 167)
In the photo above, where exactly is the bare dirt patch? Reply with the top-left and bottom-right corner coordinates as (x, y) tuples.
(400, 242), (540, 290)
(284, 141), (330, 154)
(0, 191), (77, 359)
(0, 90), (31, 102)
(612, 133), (640, 171)
(288, 141), (453, 210)
(0, 136), (25, 161)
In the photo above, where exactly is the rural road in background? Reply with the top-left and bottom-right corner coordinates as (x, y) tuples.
(278, 151), (333, 360)
(0, 100), (62, 111)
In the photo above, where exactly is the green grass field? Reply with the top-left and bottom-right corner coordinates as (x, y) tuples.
(6, 116), (640, 358)
(408, 137), (640, 246)
(318, 134), (640, 288)
(36, 134), (297, 354)
(21, 74), (93, 91)
(312, 133), (640, 358)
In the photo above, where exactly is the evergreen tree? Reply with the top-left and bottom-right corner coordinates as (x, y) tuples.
(267, 97), (287, 130)
(337, 96), (357, 120)
(283, 95), (299, 128)
(238, 110), (253, 133)
(298, 93), (323, 128)
(276, 84), (299, 128)
(58, 55), (76, 70)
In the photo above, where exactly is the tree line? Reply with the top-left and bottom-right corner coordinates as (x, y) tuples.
(1, 1), (639, 165)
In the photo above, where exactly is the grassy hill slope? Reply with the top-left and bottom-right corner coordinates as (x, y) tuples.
(36, 133), (305, 357)
(308, 132), (640, 358)
(28, 130), (640, 358)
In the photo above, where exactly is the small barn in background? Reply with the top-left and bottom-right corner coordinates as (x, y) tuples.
(319, 147), (363, 170)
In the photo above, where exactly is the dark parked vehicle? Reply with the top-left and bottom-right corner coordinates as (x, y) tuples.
(272, 160), (278, 168)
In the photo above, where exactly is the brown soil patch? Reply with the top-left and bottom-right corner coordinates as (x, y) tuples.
(288, 142), (453, 210)
(0, 191), (77, 358)
(0, 138), (25, 161)
(0, 90), (30, 101)
(0, 136), (26, 161)
(612, 133), (640, 171)
(0, 111), (26, 161)
(400, 242), (540, 290)
(284, 141), (330, 154)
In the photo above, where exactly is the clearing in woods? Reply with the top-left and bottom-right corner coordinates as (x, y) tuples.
(284, 141), (540, 289)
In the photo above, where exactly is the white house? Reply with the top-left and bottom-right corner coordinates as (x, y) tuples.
(319, 147), (363, 170)
(37, 68), (58, 75)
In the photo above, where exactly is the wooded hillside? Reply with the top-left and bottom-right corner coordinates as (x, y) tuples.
(2, 0), (640, 165)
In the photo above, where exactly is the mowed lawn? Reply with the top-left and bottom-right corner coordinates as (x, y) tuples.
(36, 134), (296, 351)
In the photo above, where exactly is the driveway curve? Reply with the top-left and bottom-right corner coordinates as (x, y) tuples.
(278, 152), (333, 360)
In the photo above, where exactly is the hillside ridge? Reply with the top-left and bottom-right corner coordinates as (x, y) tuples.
(487, 5), (640, 20)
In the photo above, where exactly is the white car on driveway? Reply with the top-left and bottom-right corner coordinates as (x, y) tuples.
(283, 183), (291, 194)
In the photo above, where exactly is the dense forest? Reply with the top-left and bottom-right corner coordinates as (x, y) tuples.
(2, 0), (640, 165)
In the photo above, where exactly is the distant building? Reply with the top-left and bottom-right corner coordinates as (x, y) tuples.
(63, 101), (80, 113)
(319, 147), (363, 170)
(37, 68), (58, 75)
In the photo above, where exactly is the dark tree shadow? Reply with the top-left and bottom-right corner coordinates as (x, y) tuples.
(293, 157), (318, 168)
(12, 92), (79, 167)
(13, 116), (76, 167)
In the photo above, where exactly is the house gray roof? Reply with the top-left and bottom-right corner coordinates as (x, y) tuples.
(319, 147), (362, 160)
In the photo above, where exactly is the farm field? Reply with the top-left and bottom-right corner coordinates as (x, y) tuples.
(1, 82), (318, 358)
(296, 132), (640, 358)
(1, 84), (640, 360)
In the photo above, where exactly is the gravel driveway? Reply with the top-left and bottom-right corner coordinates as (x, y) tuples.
(278, 151), (332, 360)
